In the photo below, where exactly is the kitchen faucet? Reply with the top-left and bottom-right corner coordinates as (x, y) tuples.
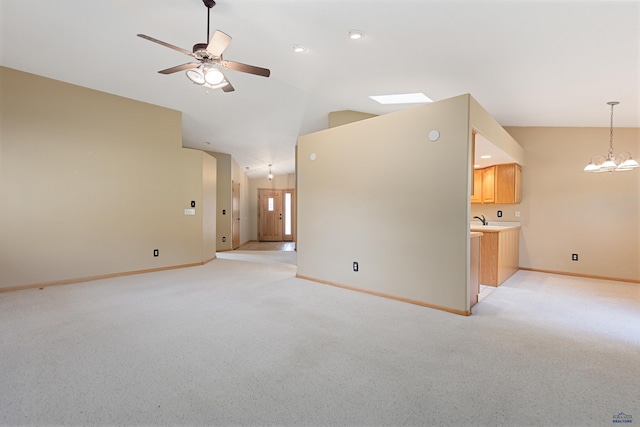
(473, 215), (488, 226)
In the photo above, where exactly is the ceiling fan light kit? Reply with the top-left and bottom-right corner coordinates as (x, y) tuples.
(583, 101), (638, 172)
(137, 0), (270, 93)
(186, 69), (205, 85)
(204, 66), (225, 85)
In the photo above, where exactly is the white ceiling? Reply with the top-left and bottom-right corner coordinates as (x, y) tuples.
(1, 0), (638, 178)
(474, 133), (517, 169)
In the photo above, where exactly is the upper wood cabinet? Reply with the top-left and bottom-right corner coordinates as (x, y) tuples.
(482, 166), (495, 203)
(495, 163), (522, 204)
(471, 169), (483, 204)
(471, 163), (521, 204)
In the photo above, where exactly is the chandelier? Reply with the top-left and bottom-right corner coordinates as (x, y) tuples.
(584, 101), (638, 172)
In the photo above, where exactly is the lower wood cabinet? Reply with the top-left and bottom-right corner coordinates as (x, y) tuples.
(474, 227), (520, 287)
(469, 232), (482, 307)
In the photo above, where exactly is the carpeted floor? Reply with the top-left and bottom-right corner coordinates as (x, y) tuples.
(1, 251), (638, 426)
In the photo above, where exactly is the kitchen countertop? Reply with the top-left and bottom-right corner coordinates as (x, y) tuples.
(470, 225), (521, 232)
(470, 231), (484, 237)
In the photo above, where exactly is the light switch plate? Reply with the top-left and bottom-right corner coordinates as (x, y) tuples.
(184, 209), (196, 215)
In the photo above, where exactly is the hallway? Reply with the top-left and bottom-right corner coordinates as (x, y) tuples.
(237, 241), (295, 251)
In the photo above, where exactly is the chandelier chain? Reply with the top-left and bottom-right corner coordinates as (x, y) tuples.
(609, 102), (614, 154)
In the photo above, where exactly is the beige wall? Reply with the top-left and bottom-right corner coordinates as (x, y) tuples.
(201, 154), (218, 261)
(0, 67), (216, 290)
(207, 152), (233, 251)
(248, 174), (296, 241)
(494, 126), (639, 282)
(297, 95), (474, 314)
(329, 110), (378, 128)
(207, 152), (251, 250)
(231, 157), (251, 246)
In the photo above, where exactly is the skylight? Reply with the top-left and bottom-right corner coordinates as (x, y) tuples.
(369, 93), (433, 105)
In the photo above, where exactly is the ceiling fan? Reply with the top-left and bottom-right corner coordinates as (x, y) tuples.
(137, 0), (270, 92)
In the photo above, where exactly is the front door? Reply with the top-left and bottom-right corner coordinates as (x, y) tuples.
(258, 189), (283, 241)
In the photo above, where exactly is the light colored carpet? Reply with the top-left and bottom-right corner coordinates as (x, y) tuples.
(1, 252), (639, 426)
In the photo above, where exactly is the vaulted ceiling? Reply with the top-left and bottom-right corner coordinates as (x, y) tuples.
(1, 1), (638, 177)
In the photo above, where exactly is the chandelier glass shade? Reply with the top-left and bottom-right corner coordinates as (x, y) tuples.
(584, 101), (639, 172)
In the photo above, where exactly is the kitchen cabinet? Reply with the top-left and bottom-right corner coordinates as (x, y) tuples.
(470, 226), (520, 287)
(469, 232), (482, 307)
(471, 163), (521, 204)
(495, 163), (522, 204)
(481, 166), (495, 203)
(471, 169), (483, 204)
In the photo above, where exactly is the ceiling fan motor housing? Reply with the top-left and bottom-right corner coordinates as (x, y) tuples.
(193, 43), (210, 56)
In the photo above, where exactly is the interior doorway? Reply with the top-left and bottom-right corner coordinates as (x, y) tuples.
(258, 188), (295, 242)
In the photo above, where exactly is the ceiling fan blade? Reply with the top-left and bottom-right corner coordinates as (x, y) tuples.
(222, 80), (235, 92)
(207, 31), (232, 58)
(158, 62), (200, 75)
(137, 34), (196, 58)
(221, 60), (271, 78)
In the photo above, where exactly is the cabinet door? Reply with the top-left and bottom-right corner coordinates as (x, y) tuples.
(471, 169), (483, 204)
(482, 166), (495, 203)
(514, 164), (522, 203)
(495, 164), (522, 204)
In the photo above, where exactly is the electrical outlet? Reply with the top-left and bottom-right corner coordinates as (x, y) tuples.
(497, 210), (502, 218)
(153, 249), (159, 257)
(222, 236), (226, 243)
(353, 261), (359, 272)
(572, 254), (578, 261)
(515, 211), (520, 218)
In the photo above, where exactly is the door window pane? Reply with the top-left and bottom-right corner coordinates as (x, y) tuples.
(268, 197), (274, 212)
(284, 192), (292, 235)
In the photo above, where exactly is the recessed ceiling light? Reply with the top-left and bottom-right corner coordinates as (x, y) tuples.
(292, 44), (306, 53)
(369, 93), (433, 105)
(481, 155), (492, 159)
(348, 30), (364, 39)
